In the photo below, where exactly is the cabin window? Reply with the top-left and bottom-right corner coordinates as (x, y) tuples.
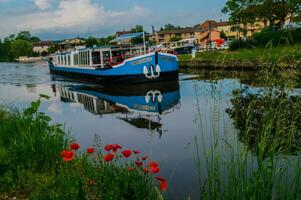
(68, 55), (71, 65)
(73, 54), (78, 65)
(92, 51), (101, 65)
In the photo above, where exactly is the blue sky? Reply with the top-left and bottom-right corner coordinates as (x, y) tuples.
(0, 0), (228, 40)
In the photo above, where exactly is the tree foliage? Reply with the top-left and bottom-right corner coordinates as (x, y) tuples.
(160, 24), (182, 31)
(131, 25), (144, 33)
(85, 36), (98, 48)
(0, 31), (38, 61)
(10, 39), (33, 58)
(169, 36), (182, 42)
(222, 0), (301, 29)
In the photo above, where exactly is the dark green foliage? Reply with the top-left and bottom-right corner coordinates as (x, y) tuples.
(229, 38), (256, 50)
(10, 39), (33, 58)
(15, 31), (41, 43)
(131, 25), (144, 33)
(169, 36), (182, 42)
(222, 0), (301, 29)
(85, 36), (99, 48)
(160, 24), (182, 31)
(0, 31), (40, 62)
(229, 29), (301, 50)
(220, 30), (227, 39)
(252, 28), (301, 47)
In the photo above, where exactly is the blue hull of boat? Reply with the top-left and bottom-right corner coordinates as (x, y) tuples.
(49, 52), (178, 83)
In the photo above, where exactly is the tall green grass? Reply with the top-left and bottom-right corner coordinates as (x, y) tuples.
(193, 48), (301, 199)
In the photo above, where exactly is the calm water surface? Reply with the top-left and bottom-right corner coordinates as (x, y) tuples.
(0, 62), (300, 199)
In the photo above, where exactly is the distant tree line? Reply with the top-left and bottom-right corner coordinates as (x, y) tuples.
(0, 31), (40, 62)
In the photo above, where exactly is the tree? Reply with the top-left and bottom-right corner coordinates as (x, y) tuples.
(160, 24), (182, 31)
(169, 36), (182, 42)
(222, 0), (301, 29)
(131, 25), (144, 33)
(220, 30), (227, 39)
(15, 31), (41, 42)
(10, 39), (33, 59)
(85, 37), (99, 48)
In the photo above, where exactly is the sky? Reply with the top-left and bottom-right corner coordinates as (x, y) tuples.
(0, 0), (228, 40)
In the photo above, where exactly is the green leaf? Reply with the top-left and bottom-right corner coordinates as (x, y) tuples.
(39, 94), (50, 100)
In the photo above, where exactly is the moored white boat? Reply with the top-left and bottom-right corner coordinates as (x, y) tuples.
(48, 33), (179, 83)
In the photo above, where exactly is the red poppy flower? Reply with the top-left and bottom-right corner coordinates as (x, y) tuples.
(142, 155), (148, 161)
(133, 150), (140, 154)
(112, 144), (122, 152)
(104, 144), (113, 151)
(143, 168), (149, 174)
(60, 150), (74, 162)
(149, 161), (159, 168)
(156, 176), (168, 191)
(87, 147), (95, 154)
(151, 167), (160, 174)
(128, 166), (134, 171)
(121, 150), (132, 158)
(103, 153), (114, 161)
(70, 143), (80, 150)
(135, 161), (143, 167)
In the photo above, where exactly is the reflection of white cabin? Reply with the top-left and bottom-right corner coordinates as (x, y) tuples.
(58, 86), (120, 115)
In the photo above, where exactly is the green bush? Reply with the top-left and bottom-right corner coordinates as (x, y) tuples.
(253, 28), (301, 47)
(229, 39), (256, 50)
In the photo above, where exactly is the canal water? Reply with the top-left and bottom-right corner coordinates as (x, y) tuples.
(0, 62), (300, 199)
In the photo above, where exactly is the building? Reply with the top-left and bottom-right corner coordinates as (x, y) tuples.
(54, 38), (85, 51)
(152, 28), (195, 44)
(33, 41), (53, 54)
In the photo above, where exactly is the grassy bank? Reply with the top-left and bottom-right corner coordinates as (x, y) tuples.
(178, 44), (301, 69)
(0, 96), (166, 200)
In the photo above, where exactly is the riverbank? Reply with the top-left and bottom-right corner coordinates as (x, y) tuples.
(178, 44), (301, 69)
(0, 96), (165, 200)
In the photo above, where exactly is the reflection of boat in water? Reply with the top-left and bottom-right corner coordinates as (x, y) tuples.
(55, 82), (180, 136)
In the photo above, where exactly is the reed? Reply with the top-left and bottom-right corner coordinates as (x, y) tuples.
(193, 44), (301, 199)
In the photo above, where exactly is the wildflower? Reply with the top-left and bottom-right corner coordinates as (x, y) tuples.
(151, 167), (160, 174)
(112, 144), (122, 152)
(142, 155), (148, 161)
(60, 150), (74, 162)
(104, 153), (114, 161)
(149, 162), (160, 174)
(149, 161), (158, 168)
(133, 150), (140, 154)
(128, 166), (134, 171)
(156, 176), (168, 191)
(87, 147), (95, 154)
(70, 142), (80, 150)
(121, 150), (132, 158)
(135, 161), (143, 167)
(104, 144), (113, 151)
(143, 168), (149, 174)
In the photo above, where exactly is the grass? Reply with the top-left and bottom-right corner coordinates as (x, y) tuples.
(178, 43), (301, 62)
(193, 53), (301, 199)
(0, 95), (165, 200)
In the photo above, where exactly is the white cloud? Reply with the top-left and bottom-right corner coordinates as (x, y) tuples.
(48, 102), (63, 114)
(35, 0), (51, 10)
(0, 0), (151, 38)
